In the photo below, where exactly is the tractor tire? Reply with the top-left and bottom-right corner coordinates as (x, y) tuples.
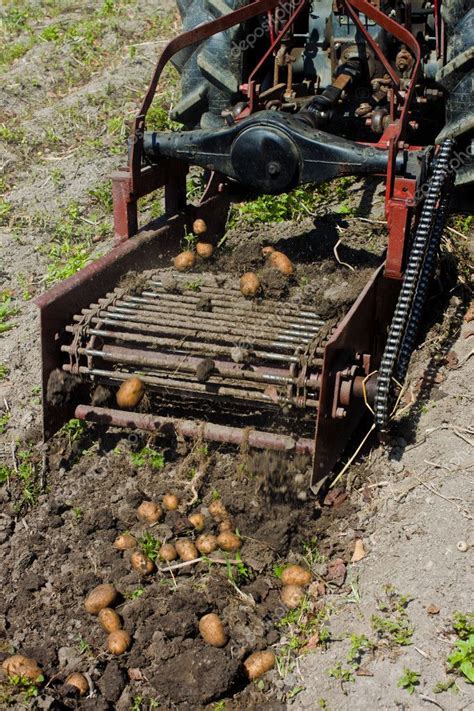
(171, 0), (250, 129)
(437, 0), (473, 186)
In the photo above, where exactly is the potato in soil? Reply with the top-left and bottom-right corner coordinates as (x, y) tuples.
(174, 250), (196, 271)
(281, 564), (312, 587)
(196, 534), (218, 555)
(199, 613), (227, 647)
(163, 493), (179, 511)
(281, 584), (304, 609)
(65, 672), (88, 696)
(208, 499), (228, 522)
(99, 608), (122, 632)
(196, 242), (214, 258)
(240, 272), (260, 297)
(116, 377), (144, 408)
(175, 539), (199, 561)
(2, 655), (42, 681)
(268, 251), (294, 276)
(243, 650), (276, 679)
(193, 218), (207, 235)
(84, 583), (118, 615)
(107, 630), (131, 655)
(188, 512), (205, 531)
(160, 543), (178, 561)
(217, 531), (241, 552)
(136, 501), (162, 524)
(113, 533), (136, 550)
(130, 550), (155, 575)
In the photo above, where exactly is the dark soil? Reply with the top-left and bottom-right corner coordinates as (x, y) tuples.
(0, 423), (359, 709)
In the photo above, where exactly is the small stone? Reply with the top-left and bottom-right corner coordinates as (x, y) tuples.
(426, 603), (440, 615)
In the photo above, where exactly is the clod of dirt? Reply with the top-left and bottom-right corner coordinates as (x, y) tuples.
(150, 646), (241, 705)
(97, 660), (127, 702)
(46, 369), (80, 407)
(161, 272), (180, 293)
(259, 265), (289, 299)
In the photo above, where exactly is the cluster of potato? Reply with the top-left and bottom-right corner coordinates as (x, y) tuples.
(279, 564), (313, 609)
(1, 654), (91, 698)
(240, 246), (294, 298)
(113, 495), (243, 578)
(84, 583), (131, 657)
(174, 219), (215, 271)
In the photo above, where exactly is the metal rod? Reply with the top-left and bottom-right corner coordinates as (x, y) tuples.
(74, 404), (316, 455)
(62, 344), (321, 391)
(64, 365), (318, 408)
(65, 326), (325, 365)
(72, 314), (317, 351)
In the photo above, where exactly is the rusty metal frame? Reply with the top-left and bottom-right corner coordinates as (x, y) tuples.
(312, 265), (401, 492)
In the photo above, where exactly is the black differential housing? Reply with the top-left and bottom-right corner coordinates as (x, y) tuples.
(142, 111), (408, 194)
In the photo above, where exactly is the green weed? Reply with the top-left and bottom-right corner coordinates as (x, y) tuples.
(62, 418), (87, 443)
(130, 446), (165, 470)
(7, 673), (44, 701)
(397, 668), (420, 694)
(302, 537), (325, 566)
(433, 678), (458, 694)
(225, 551), (250, 585)
(327, 662), (355, 683)
(447, 633), (474, 683)
(0, 291), (19, 333)
(125, 587), (145, 600)
(0, 364), (9, 380)
(0, 200), (12, 225)
(0, 412), (10, 435)
(346, 634), (375, 665)
(371, 585), (414, 646)
(139, 532), (161, 562)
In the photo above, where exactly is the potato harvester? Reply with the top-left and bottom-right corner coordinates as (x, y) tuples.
(36, 0), (473, 492)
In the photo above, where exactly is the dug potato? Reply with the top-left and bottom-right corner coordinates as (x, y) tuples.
(116, 377), (145, 409)
(193, 218), (208, 235)
(217, 531), (241, 552)
(130, 551), (154, 575)
(281, 564), (312, 587)
(162, 493), (179, 511)
(269, 251), (294, 276)
(219, 519), (233, 533)
(98, 608), (122, 633)
(107, 630), (131, 655)
(199, 613), (227, 647)
(159, 543), (177, 562)
(175, 539), (199, 561)
(208, 499), (228, 522)
(136, 501), (162, 524)
(65, 672), (89, 696)
(196, 242), (214, 259)
(2, 655), (42, 682)
(261, 246), (275, 256)
(281, 584), (304, 609)
(240, 272), (260, 297)
(113, 533), (136, 550)
(174, 250), (196, 271)
(196, 534), (218, 555)
(243, 650), (276, 680)
(84, 583), (118, 615)
(188, 512), (205, 531)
